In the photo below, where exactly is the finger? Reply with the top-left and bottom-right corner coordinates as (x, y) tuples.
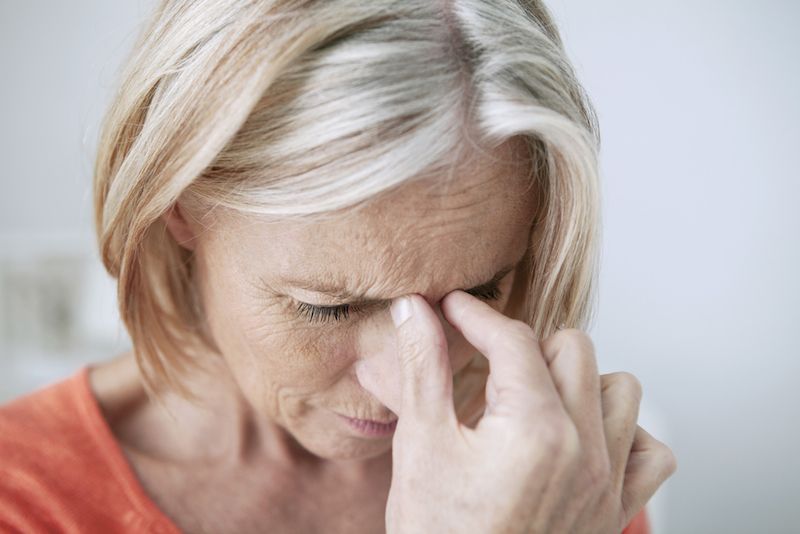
(620, 425), (678, 527)
(390, 294), (457, 426)
(440, 289), (561, 414)
(540, 330), (607, 463)
(600, 372), (643, 493)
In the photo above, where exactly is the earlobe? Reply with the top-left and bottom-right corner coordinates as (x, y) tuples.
(162, 202), (198, 251)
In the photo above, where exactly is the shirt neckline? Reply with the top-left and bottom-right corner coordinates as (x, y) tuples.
(74, 365), (183, 533)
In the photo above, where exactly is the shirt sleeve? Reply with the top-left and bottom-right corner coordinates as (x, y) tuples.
(622, 507), (650, 534)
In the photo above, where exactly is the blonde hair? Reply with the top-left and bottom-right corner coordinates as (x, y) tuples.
(94, 0), (601, 400)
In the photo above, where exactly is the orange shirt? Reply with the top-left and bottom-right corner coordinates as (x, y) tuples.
(0, 367), (650, 533)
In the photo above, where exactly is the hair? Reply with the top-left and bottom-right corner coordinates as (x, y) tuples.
(94, 0), (601, 404)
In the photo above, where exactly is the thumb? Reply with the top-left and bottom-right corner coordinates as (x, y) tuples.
(390, 294), (457, 426)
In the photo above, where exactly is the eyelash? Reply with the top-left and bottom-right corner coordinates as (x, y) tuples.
(295, 284), (504, 324)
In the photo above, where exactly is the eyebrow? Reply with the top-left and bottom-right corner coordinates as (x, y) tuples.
(280, 255), (523, 306)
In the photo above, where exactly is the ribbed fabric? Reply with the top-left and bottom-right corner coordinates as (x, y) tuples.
(0, 367), (650, 533)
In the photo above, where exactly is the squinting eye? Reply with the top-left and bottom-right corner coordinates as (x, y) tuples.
(469, 284), (503, 302)
(294, 283), (503, 324)
(295, 301), (362, 324)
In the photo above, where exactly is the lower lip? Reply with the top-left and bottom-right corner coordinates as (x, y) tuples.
(337, 414), (398, 437)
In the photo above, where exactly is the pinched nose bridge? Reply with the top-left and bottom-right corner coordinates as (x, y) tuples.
(353, 299), (454, 416)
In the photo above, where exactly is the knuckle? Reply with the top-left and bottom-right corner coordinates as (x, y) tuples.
(398, 326), (446, 361)
(558, 328), (595, 351)
(604, 372), (643, 404)
(506, 319), (537, 342)
(542, 328), (596, 359)
(398, 340), (434, 373)
(399, 333), (426, 359)
(587, 455), (612, 489)
(619, 372), (644, 402)
(657, 444), (679, 477)
(538, 416), (580, 458)
(491, 318), (536, 349)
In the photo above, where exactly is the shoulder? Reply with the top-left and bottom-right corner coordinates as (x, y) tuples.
(0, 365), (164, 532)
(0, 369), (89, 473)
(0, 370), (92, 527)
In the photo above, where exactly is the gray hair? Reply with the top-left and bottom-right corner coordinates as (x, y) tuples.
(94, 0), (601, 395)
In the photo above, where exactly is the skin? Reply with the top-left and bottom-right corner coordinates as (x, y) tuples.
(89, 137), (540, 533)
(377, 292), (677, 533)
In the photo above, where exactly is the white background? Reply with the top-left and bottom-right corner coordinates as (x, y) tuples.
(1, 2), (798, 533)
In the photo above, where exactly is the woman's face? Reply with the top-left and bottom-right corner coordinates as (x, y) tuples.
(172, 141), (538, 461)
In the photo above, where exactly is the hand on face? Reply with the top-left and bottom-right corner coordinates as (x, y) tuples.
(357, 290), (677, 534)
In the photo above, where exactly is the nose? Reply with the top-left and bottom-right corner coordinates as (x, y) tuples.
(353, 298), (452, 415)
(354, 345), (402, 415)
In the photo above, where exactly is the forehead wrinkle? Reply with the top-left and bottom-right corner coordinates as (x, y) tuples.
(277, 211), (525, 304)
(279, 247), (525, 306)
(269, 140), (534, 304)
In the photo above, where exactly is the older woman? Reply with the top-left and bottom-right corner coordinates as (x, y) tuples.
(0, 0), (675, 532)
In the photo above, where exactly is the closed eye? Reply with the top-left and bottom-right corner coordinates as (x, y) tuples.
(294, 282), (504, 324)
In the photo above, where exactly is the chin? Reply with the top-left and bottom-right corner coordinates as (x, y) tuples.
(331, 440), (393, 461)
(298, 431), (394, 461)
(286, 416), (394, 461)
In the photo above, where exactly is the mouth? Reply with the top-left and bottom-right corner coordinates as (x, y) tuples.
(336, 413), (398, 437)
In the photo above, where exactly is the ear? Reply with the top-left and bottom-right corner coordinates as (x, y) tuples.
(162, 201), (199, 251)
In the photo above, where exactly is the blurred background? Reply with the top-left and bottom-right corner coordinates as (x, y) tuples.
(1, 1), (798, 533)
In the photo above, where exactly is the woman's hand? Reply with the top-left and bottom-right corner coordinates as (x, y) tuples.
(364, 290), (676, 534)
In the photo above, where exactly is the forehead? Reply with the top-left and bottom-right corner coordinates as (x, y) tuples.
(219, 139), (537, 300)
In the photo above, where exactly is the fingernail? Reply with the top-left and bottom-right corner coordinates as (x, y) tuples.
(391, 296), (413, 327)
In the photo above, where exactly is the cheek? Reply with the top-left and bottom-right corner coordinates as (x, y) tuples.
(236, 311), (354, 388)
(199, 273), (356, 411)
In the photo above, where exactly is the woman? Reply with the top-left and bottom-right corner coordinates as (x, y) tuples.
(0, 0), (675, 532)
